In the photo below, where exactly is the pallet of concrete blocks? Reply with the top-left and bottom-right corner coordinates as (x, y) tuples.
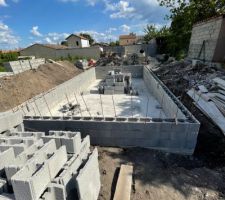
(40, 141), (101, 200)
(42, 131), (82, 155)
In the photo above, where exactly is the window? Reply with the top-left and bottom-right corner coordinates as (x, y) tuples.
(76, 41), (79, 46)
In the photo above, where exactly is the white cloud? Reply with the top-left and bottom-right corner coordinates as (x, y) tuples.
(106, 27), (117, 34)
(45, 37), (52, 44)
(45, 32), (70, 44)
(30, 26), (42, 37)
(0, 21), (19, 49)
(120, 24), (130, 33)
(109, 1), (135, 19)
(75, 30), (117, 43)
(0, 0), (7, 6)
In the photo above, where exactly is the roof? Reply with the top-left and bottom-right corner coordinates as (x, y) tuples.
(119, 34), (137, 39)
(20, 43), (68, 52)
(65, 34), (89, 41)
(41, 44), (68, 49)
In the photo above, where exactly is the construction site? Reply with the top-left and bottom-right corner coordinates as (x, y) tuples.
(0, 5), (225, 200)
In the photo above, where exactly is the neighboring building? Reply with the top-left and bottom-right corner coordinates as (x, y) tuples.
(65, 34), (90, 48)
(119, 33), (137, 46)
(188, 15), (225, 63)
(20, 43), (101, 59)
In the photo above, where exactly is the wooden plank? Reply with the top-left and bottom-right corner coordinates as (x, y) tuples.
(113, 165), (133, 200)
(213, 78), (225, 89)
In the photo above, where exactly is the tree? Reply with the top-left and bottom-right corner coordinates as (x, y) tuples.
(109, 41), (120, 46)
(80, 33), (95, 45)
(144, 25), (170, 42)
(155, 0), (225, 58)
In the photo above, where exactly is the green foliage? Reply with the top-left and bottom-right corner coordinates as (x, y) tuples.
(109, 41), (120, 46)
(80, 33), (95, 45)
(144, 25), (170, 42)
(0, 52), (19, 71)
(57, 55), (90, 63)
(151, 0), (225, 59)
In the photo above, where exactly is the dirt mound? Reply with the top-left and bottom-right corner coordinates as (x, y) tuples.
(0, 61), (82, 112)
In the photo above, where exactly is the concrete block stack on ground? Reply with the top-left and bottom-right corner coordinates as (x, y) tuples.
(3, 58), (46, 74)
(0, 130), (101, 200)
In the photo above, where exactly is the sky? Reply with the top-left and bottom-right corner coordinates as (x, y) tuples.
(0, 0), (170, 49)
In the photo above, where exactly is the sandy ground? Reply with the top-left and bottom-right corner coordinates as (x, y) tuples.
(98, 146), (225, 200)
(0, 61), (82, 112)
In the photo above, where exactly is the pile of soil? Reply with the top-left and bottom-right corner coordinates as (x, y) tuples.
(0, 61), (82, 112)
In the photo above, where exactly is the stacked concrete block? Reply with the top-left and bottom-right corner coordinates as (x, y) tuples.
(11, 146), (67, 200)
(51, 136), (90, 199)
(0, 148), (15, 175)
(40, 183), (66, 200)
(3, 59), (45, 74)
(104, 86), (114, 95)
(5, 139), (53, 185)
(0, 129), (100, 200)
(0, 111), (23, 134)
(3, 132), (44, 140)
(0, 179), (8, 194)
(42, 131), (82, 155)
(0, 194), (15, 200)
(76, 148), (100, 200)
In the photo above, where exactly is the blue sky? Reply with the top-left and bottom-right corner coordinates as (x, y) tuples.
(0, 0), (170, 49)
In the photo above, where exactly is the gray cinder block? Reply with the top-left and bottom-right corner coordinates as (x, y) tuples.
(76, 148), (101, 200)
(11, 146), (68, 200)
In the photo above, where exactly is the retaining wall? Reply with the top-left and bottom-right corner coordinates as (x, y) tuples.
(3, 58), (45, 74)
(16, 68), (96, 117)
(188, 15), (225, 62)
(95, 65), (143, 79)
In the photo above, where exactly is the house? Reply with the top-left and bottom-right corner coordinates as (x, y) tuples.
(65, 34), (90, 48)
(119, 33), (137, 46)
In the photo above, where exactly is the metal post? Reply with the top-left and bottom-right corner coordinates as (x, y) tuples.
(74, 93), (82, 117)
(99, 94), (104, 118)
(81, 93), (91, 117)
(43, 95), (52, 117)
(112, 94), (117, 118)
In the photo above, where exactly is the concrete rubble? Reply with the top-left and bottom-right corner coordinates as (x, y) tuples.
(0, 130), (101, 200)
(150, 56), (225, 135)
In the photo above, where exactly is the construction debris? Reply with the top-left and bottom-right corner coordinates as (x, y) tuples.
(151, 56), (225, 135)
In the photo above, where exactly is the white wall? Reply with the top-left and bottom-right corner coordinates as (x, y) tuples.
(81, 39), (90, 48)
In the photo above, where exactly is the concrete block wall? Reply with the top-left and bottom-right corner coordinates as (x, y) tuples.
(24, 116), (199, 155)
(103, 43), (157, 57)
(4, 59), (45, 74)
(188, 15), (225, 62)
(143, 67), (186, 119)
(0, 131), (100, 200)
(20, 44), (101, 60)
(95, 65), (143, 79)
(17, 67), (96, 117)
